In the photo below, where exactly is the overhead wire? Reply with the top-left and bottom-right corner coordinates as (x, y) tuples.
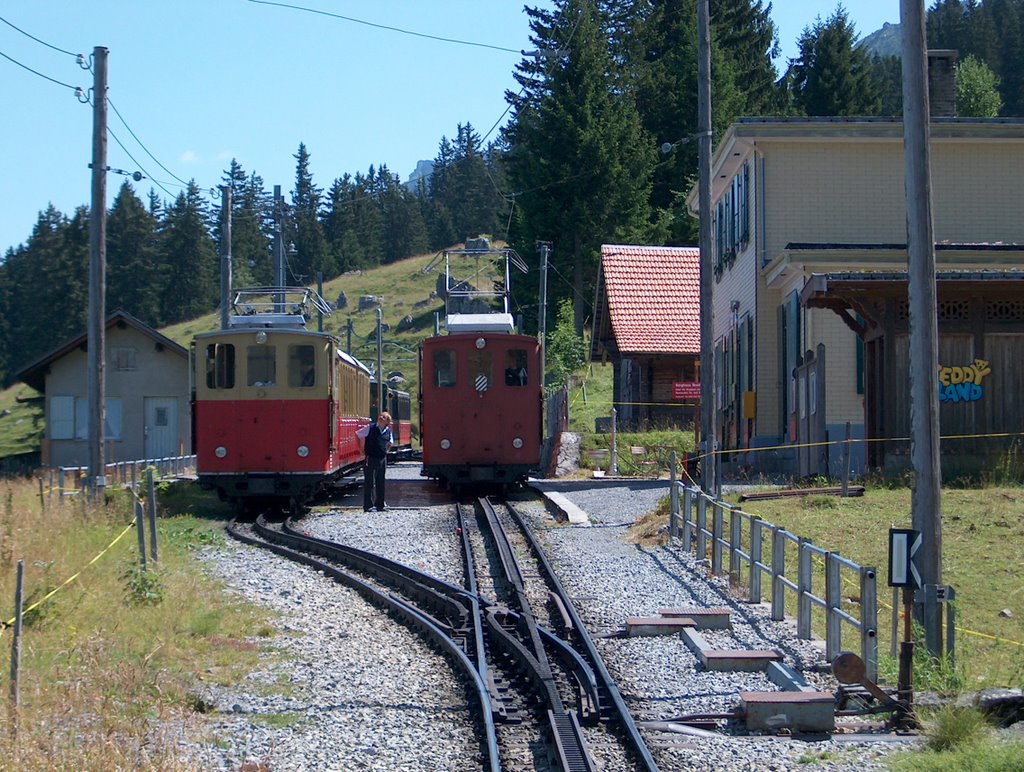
(247, 0), (522, 53)
(0, 48), (80, 90)
(108, 99), (190, 187)
(3, 11), (186, 201)
(0, 12), (79, 58)
(107, 126), (176, 199)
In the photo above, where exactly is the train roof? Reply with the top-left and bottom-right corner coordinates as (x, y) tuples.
(445, 312), (516, 334)
(338, 349), (372, 375)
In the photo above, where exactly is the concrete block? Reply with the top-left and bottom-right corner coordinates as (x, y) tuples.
(740, 691), (836, 733)
(702, 649), (783, 672)
(658, 607), (733, 629)
(625, 616), (696, 636)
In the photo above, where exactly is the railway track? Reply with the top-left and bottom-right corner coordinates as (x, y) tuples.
(226, 495), (659, 771)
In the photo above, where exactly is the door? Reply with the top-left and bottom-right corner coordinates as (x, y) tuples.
(144, 397), (179, 459)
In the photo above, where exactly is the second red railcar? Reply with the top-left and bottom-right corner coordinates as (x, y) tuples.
(419, 331), (541, 490)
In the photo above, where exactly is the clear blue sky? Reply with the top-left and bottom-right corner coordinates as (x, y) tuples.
(2, 1), (899, 256)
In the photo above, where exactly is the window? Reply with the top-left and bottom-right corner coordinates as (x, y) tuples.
(205, 343), (235, 389)
(50, 396), (74, 440)
(288, 344), (316, 387)
(468, 350), (492, 392)
(247, 345), (276, 387)
(111, 346), (137, 371)
(434, 350), (456, 387)
(505, 349), (528, 386)
(53, 396), (123, 440)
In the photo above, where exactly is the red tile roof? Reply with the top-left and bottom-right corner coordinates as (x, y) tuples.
(599, 244), (701, 354)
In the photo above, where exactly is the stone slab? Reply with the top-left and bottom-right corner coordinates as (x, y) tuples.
(658, 607), (733, 629)
(740, 691), (836, 733)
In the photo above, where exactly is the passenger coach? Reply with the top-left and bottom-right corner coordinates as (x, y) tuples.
(192, 288), (370, 511)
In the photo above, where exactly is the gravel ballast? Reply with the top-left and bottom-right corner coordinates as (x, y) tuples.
(184, 465), (908, 770)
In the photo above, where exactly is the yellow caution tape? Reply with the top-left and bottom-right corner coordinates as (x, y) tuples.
(2, 521), (136, 629)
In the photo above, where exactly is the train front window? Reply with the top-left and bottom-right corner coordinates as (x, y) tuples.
(288, 344), (316, 387)
(468, 351), (492, 393)
(205, 343), (235, 389)
(247, 345), (277, 387)
(434, 350), (456, 387)
(505, 349), (528, 386)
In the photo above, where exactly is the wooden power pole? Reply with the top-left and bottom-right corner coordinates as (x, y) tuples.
(697, 0), (717, 495)
(87, 46), (109, 493)
(220, 185), (232, 330)
(901, 0), (943, 652)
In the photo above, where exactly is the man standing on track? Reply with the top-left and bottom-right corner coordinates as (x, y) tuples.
(357, 411), (393, 512)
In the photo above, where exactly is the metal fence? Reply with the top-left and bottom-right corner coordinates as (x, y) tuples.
(668, 477), (879, 680)
(45, 455), (196, 504)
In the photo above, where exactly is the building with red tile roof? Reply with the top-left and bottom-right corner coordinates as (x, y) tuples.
(591, 244), (701, 429)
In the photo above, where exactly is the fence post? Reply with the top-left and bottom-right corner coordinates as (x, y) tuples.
(37, 476), (45, 513)
(945, 586), (956, 667)
(861, 567), (879, 681)
(9, 559), (24, 736)
(771, 528), (786, 621)
(58, 468), (65, 508)
(135, 499), (147, 571)
(147, 468), (159, 563)
(841, 422), (852, 496)
(696, 495), (707, 562)
(609, 409), (619, 477)
(798, 539), (813, 640)
(669, 452), (679, 542)
(826, 553), (842, 661)
(729, 507), (742, 585)
(711, 502), (724, 576)
(682, 487), (693, 552)
(749, 517), (763, 603)
(891, 586), (900, 659)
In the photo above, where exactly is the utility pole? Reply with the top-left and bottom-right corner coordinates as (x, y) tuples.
(273, 185), (284, 312)
(376, 307), (384, 418)
(219, 185), (232, 330)
(538, 242), (550, 392)
(697, 0), (717, 495)
(87, 46), (109, 494)
(901, 0), (943, 651)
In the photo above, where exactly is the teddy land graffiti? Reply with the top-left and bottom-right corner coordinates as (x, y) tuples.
(937, 358), (991, 403)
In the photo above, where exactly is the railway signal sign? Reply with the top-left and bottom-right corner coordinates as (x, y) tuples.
(888, 528), (922, 589)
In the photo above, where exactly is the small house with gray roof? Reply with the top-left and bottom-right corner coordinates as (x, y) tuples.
(15, 310), (191, 469)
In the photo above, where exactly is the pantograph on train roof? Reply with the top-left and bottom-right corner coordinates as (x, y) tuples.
(227, 286), (332, 329)
(436, 237), (528, 335)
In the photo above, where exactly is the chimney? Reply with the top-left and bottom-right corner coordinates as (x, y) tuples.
(928, 49), (958, 117)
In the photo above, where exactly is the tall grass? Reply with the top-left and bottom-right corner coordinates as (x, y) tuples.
(0, 478), (273, 769)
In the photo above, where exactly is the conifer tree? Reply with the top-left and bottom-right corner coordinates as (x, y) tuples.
(505, 0), (654, 334)
(159, 182), (218, 323)
(107, 181), (161, 324)
(291, 143), (330, 283)
(789, 6), (882, 116)
(220, 160), (270, 289)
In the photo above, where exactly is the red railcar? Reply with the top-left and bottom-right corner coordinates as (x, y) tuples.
(192, 288), (371, 511)
(419, 330), (541, 490)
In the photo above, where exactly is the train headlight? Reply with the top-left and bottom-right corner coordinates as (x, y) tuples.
(440, 438), (451, 450)
(255, 330), (268, 344)
(297, 445), (310, 458)
(512, 437), (524, 449)
(215, 446), (228, 458)
(475, 337), (486, 349)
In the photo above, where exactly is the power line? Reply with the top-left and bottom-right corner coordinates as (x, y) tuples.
(0, 48), (80, 90)
(248, 0), (521, 53)
(0, 13), (79, 58)
(108, 99), (189, 186)
(107, 126), (176, 199)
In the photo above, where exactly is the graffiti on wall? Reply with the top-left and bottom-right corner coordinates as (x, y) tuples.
(938, 359), (991, 403)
